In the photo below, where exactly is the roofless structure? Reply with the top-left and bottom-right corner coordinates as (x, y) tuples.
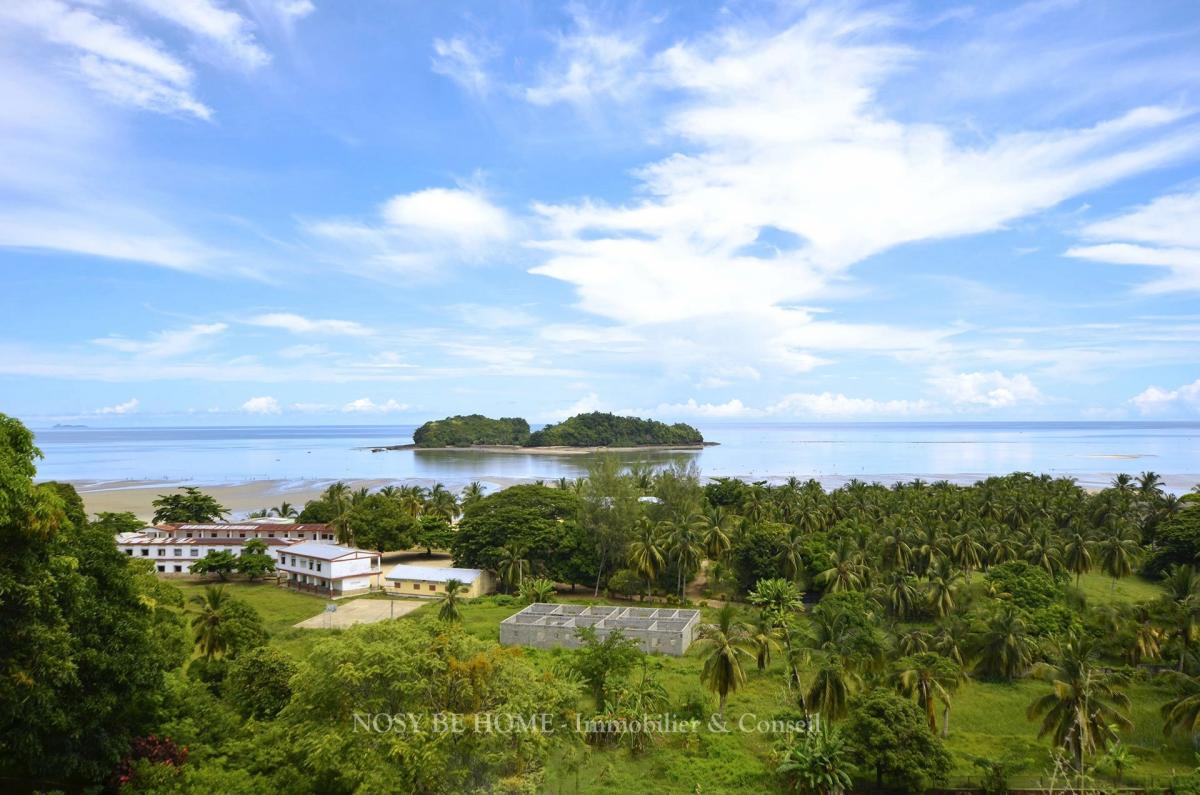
(500, 603), (701, 656)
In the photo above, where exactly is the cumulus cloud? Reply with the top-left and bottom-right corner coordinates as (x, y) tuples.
(93, 322), (228, 358)
(1066, 191), (1200, 293)
(1130, 378), (1200, 414)
(95, 397), (139, 415)
(929, 371), (1043, 408)
(307, 185), (517, 275)
(241, 395), (281, 414)
(767, 392), (933, 418)
(249, 313), (373, 336)
(652, 398), (754, 418)
(342, 397), (409, 413)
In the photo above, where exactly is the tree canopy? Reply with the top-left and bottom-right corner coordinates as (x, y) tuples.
(412, 414), (531, 447)
(526, 412), (704, 447)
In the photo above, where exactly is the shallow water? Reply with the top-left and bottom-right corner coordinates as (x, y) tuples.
(30, 421), (1200, 492)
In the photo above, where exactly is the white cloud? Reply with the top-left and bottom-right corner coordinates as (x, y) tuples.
(249, 312), (373, 336)
(125, 0), (271, 71)
(929, 370), (1043, 408)
(1066, 191), (1200, 292)
(0, 0), (212, 118)
(767, 392), (933, 417)
(93, 322), (227, 358)
(451, 304), (537, 329)
(523, 8), (648, 106)
(432, 35), (496, 95)
(95, 397), (139, 415)
(341, 397), (409, 413)
(307, 185), (517, 275)
(241, 395), (281, 414)
(528, 6), (1198, 336)
(1130, 378), (1200, 414)
(278, 344), (329, 359)
(652, 398), (755, 418)
(545, 392), (605, 421)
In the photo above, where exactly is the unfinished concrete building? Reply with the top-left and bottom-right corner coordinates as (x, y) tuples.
(499, 603), (701, 656)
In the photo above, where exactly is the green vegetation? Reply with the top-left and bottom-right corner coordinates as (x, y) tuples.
(411, 413), (530, 447)
(412, 411), (706, 448)
(152, 486), (230, 524)
(10, 407), (1200, 792)
(527, 411), (704, 447)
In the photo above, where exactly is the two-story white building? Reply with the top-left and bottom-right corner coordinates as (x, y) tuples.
(160, 522), (337, 543)
(115, 532), (293, 575)
(276, 541), (382, 596)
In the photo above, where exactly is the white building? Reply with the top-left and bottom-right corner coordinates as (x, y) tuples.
(116, 532), (292, 575)
(384, 564), (495, 598)
(159, 522), (336, 543)
(277, 541), (382, 596)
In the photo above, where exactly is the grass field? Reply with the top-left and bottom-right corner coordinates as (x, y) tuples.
(174, 579), (1198, 793)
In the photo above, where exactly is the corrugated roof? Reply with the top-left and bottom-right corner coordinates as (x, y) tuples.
(119, 536), (291, 547)
(385, 564), (483, 583)
(285, 541), (374, 560)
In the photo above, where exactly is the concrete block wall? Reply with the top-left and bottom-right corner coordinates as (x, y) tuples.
(499, 603), (701, 656)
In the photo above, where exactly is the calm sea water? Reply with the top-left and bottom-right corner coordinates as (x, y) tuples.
(29, 422), (1200, 492)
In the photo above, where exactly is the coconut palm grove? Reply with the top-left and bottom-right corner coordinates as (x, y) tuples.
(5, 410), (1200, 792)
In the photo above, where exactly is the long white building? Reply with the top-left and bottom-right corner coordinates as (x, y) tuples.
(116, 532), (294, 575)
(276, 541), (382, 596)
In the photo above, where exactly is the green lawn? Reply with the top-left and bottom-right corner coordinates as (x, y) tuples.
(1075, 571), (1165, 606)
(173, 579), (331, 635)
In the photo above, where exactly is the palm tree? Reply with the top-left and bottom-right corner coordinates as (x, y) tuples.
(925, 559), (963, 620)
(779, 529), (809, 583)
(1097, 526), (1138, 590)
(1163, 564), (1200, 672)
(271, 501), (298, 518)
(324, 481), (354, 545)
(815, 540), (864, 594)
(748, 609), (782, 671)
(894, 652), (964, 737)
(884, 572), (920, 620)
(425, 483), (460, 523)
(627, 518), (666, 597)
(806, 660), (860, 723)
(700, 506), (733, 562)
(694, 604), (755, 715)
(664, 517), (705, 600)
(1062, 530), (1093, 586)
(749, 578), (805, 691)
(497, 544), (530, 594)
(1027, 637), (1131, 771)
(1160, 671), (1200, 741)
(460, 481), (486, 509)
(437, 578), (467, 622)
(973, 606), (1036, 681)
(189, 585), (231, 660)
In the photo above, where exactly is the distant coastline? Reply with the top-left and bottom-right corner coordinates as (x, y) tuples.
(370, 442), (720, 455)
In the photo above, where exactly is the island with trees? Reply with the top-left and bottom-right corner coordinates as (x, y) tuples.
(387, 411), (710, 453)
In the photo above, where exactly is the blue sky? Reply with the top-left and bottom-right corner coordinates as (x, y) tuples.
(1, 0), (1199, 426)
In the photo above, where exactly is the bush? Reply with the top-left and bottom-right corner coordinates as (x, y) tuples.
(985, 561), (1062, 611)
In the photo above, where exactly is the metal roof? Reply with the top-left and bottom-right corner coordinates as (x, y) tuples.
(285, 541), (375, 560)
(385, 564), (484, 583)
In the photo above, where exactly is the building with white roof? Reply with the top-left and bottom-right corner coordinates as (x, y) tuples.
(384, 564), (495, 598)
(277, 541), (382, 596)
(116, 532), (292, 575)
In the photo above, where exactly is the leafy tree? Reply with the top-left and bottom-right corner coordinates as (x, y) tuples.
(843, 689), (952, 792)
(0, 414), (185, 785)
(234, 538), (275, 581)
(569, 627), (643, 706)
(349, 493), (419, 552)
(416, 514), (455, 555)
(226, 647), (297, 719)
(437, 578), (467, 622)
(190, 549), (239, 581)
(984, 561), (1062, 611)
(90, 510), (145, 536)
(453, 484), (594, 587)
(750, 577), (806, 689)
(580, 455), (643, 595)
(1145, 505), (1200, 577)
(1027, 637), (1131, 771)
(695, 604), (755, 715)
(151, 487), (229, 524)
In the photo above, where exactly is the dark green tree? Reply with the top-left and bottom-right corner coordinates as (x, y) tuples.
(843, 689), (952, 792)
(151, 486), (229, 524)
(225, 646), (297, 719)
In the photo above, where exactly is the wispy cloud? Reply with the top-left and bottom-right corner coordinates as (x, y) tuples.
(95, 397), (139, 415)
(432, 35), (497, 95)
(248, 313), (373, 336)
(92, 322), (228, 358)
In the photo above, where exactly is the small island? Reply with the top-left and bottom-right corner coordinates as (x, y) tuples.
(374, 411), (712, 453)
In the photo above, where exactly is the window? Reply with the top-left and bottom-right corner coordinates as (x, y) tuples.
(190, 549), (200, 557)
(157, 549), (165, 556)
(173, 565), (182, 573)
(174, 548), (183, 556)
(316, 563), (322, 572)
(156, 565), (165, 572)
(141, 549), (149, 557)
(211, 533), (218, 538)
(268, 533), (275, 538)
(239, 532), (245, 538)
(125, 549), (133, 556)
(185, 532), (193, 538)
(413, 583), (419, 590)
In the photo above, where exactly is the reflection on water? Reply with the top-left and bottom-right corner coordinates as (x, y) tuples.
(29, 421), (1200, 492)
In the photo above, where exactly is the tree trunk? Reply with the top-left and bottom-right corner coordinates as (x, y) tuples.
(593, 556), (606, 597)
(718, 691), (727, 715)
(941, 704), (950, 738)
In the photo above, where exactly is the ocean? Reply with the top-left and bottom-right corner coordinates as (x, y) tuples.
(29, 422), (1200, 493)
